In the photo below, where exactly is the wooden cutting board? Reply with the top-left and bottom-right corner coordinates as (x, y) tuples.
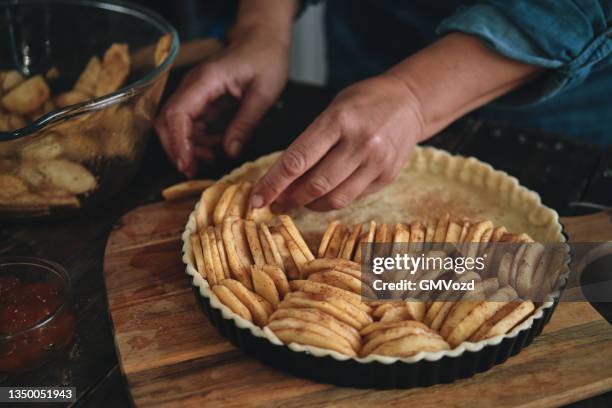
(103, 200), (612, 408)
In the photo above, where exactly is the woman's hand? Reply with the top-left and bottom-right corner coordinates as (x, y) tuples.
(250, 74), (426, 212)
(250, 33), (540, 212)
(155, 0), (297, 177)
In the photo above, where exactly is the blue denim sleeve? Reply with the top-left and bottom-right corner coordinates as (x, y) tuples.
(437, 1), (612, 104)
(299, 0), (325, 16)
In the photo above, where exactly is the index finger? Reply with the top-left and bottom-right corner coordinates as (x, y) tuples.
(158, 68), (224, 174)
(250, 116), (340, 208)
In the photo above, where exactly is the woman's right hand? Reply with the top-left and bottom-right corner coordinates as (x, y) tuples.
(155, 24), (292, 177)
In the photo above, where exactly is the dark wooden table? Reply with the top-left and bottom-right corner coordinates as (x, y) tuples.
(1, 76), (611, 407)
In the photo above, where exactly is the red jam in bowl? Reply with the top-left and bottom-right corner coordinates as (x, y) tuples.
(0, 259), (75, 375)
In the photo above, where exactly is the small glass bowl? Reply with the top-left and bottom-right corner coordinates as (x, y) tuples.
(0, 257), (75, 375)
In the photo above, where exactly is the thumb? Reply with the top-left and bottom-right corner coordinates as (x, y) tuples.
(224, 84), (274, 158)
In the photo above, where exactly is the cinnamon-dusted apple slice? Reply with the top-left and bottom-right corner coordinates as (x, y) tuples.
(199, 229), (219, 284)
(269, 308), (360, 351)
(493, 235), (519, 281)
(508, 243), (529, 287)
(443, 219), (462, 252)
(433, 213), (450, 243)
(195, 181), (228, 230)
(261, 265), (290, 299)
(308, 270), (362, 294)
(497, 251), (514, 287)
(222, 218), (252, 289)
(337, 231), (349, 257)
(206, 226), (226, 282)
(371, 302), (404, 320)
(279, 225), (308, 277)
(373, 223), (391, 257)
(212, 285), (252, 322)
(246, 202), (274, 224)
(458, 220), (471, 243)
(190, 234), (207, 279)
(374, 223), (389, 244)
(251, 266), (280, 307)
(446, 298), (512, 347)
(439, 300), (480, 339)
(2, 75), (50, 114)
(444, 219), (462, 242)
(318, 220), (340, 258)
(74, 56), (101, 95)
(409, 221), (426, 252)
(463, 220), (494, 259)
(516, 242), (546, 297)
(393, 223), (410, 243)
(270, 227), (300, 279)
(379, 302), (426, 323)
(360, 319), (430, 338)
(220, 279), (272, 326)
(440, 278), (499, 326)
(340, 223), (362, 260)
(244, 220), (265, 267)
(213, 183), (239, 225)
(469, 301), (535, 342)
(214, 225), (231, 278)
(421, 218), (434, 251)
(541, 248), (566, 295)
(426, 272), (482, 330)
(232, 218), (255, 267)
(529, 250), (552, 300)
(270, 327), (356, 357)
(279, 294), (363, 330)
(391, 223), (410, 261)
(302, 258), (360, 276)
(369, 333), (449, 357)
(354, 221), (376, 263)
(259, 224), (285, 270)
(95, 43), (130, 97)
(465, 220), (494, 243)
(325, 223), (346, 258)
(286, 291), (372, 329)
(278, 214), (314, 261)
(227, 181), (252, 218)
(268, 317), (357, 353)
(490, 226), (508, 242)
(332, 265), (378, 300)
(361, 322), (439, 357)
(476, 227), (494, 256)
(1, 70), (25, 93)
(497, 233), (534, 286)
(294, 280), (371, 313)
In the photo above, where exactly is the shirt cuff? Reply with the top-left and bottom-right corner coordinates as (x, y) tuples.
(437, 2), (612, 105)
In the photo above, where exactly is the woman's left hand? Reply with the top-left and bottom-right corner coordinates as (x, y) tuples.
(250, 74), (425, 212)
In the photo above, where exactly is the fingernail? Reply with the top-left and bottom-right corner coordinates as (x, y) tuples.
(250, 194), (264, 209)
(228, 140), (242, 157)
(177, 157), (185, 171)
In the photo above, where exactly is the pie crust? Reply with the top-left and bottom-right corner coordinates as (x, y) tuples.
(182, 146), (566, 364)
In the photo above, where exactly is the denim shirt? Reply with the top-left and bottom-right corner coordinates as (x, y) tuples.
(308, 0), (612, 145)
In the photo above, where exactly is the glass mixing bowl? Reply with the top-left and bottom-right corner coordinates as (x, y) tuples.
(0, 0), (179, 218)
